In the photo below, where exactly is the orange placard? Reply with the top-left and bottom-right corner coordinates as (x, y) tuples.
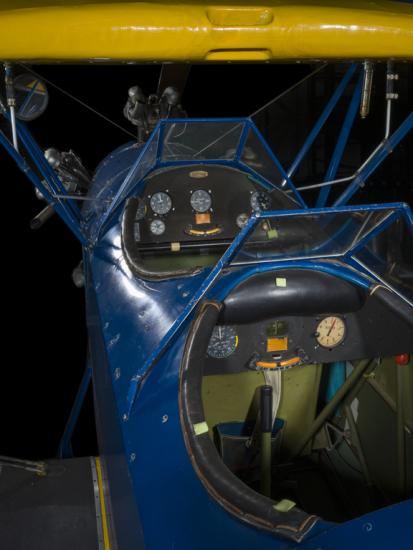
(267, 337), (288, 352)
(195, 213), (211, 225)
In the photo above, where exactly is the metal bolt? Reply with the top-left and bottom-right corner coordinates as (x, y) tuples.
(363, 522), (373, 532)
(114, 368), (121, 380)
(122, 414), (128, 422)
(162, 414), (168, 423)
(130, 453), (136, 462)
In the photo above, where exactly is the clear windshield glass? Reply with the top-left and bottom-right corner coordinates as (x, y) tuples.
(161, 121), (244, 161)
(353, 216), (413, 302)
(232, 208), (397, 264)
(232, 205), (413, 304)
(83, 118), (298, 240)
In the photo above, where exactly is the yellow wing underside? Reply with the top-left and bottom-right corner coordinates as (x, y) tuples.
(0, 0), (412, 62)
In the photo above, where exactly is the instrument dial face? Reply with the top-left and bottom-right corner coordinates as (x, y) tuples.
(150, 219), (166, 236)
(250, 191), (271, 212)
(236, 213), (249, 229)
(190, 189), (212, 213)
(316, 316), (346, 348)
(207, 326), (238, 359)
(150, 192), (172, 215)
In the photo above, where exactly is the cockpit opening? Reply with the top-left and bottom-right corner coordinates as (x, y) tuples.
(179, 270), (413, 540)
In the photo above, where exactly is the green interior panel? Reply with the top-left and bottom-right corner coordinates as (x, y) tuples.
(277, 364), (322, 452)
(373, 356), (413, 425)
(202, 363), (322, 454)
(202, 370), (265, 432)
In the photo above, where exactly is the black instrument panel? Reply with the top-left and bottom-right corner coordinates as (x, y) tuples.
(127, 163), (297, 250)
(204, 271), (413, 376)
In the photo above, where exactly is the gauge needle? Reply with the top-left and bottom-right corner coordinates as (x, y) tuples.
(327, 319), (337, 336)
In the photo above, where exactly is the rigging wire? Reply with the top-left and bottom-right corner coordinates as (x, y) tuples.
(250, 63), (328, 119)
(191, 63), (328, 159)
(18, 63), (137, 139)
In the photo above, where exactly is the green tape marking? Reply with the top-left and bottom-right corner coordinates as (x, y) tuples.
(267, 228), (279, 239)
(274, 499), (296, 513)
(193, 421), (209, 436)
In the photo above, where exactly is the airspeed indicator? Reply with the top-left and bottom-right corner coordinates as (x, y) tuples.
(207, 326), (238, 359)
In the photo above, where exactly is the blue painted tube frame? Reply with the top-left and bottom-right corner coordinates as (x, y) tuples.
(0, 128), (87, 244)
(97, 117), (306, 240)
(284, 64), (357, 185)
(334, 112), (413, 206)
(125, 201), (413, 416)
(316, 71), (363, 207)
(57, 361), (92, 458)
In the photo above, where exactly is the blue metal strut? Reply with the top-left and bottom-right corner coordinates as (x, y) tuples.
(58, 361), (92, 459)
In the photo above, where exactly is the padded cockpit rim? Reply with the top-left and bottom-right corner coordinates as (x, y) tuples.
(121, 197), (203, 281)
(178, 300), (319, 543)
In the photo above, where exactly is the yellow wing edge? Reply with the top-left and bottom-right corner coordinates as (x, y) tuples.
(0, 1), (412, 62)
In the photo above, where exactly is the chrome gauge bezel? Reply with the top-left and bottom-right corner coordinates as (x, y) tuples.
(149, 219), (166, 236)
(150, 192), (172, 215)
(315, 316), (346, 348)
(190, 189), (212, 213)
(250, 191), (271, 212)
(236, 213), (250, 229)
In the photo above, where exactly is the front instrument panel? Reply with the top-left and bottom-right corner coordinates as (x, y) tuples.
(125, 164), (297, 254)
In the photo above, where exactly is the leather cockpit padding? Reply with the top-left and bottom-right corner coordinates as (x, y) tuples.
(220, 269), (366, 324)
(179, 300), (319, 543)
(121, 197), (203, 280)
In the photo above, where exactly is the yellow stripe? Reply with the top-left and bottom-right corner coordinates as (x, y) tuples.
(95, 457), (111, 550)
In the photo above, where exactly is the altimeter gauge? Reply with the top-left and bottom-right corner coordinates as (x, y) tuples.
(316, 316), (346, 348)
(207, 326), (238, 359)
(150, 192), (172, 215)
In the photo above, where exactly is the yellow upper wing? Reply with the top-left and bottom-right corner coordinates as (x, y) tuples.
(0, 1), (412, 62)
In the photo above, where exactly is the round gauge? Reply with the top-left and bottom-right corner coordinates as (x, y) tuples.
(316, 316), (346, 348)
(207, 326), (238, 359)
(236, 213), (249, 229)
(250, 191), (271, 212)
(190, 189), (212, 213)
(150, 219), (166, 236)
(135, 200), (146, 221)
(150, 192), (172, 215)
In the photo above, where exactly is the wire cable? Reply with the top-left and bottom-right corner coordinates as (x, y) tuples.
(18, 63), (137, 139)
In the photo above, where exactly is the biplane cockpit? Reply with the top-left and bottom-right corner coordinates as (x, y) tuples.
(0, 1), (412, 550)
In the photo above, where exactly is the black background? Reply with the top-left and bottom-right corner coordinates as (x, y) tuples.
(0, 63), (411, 460)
